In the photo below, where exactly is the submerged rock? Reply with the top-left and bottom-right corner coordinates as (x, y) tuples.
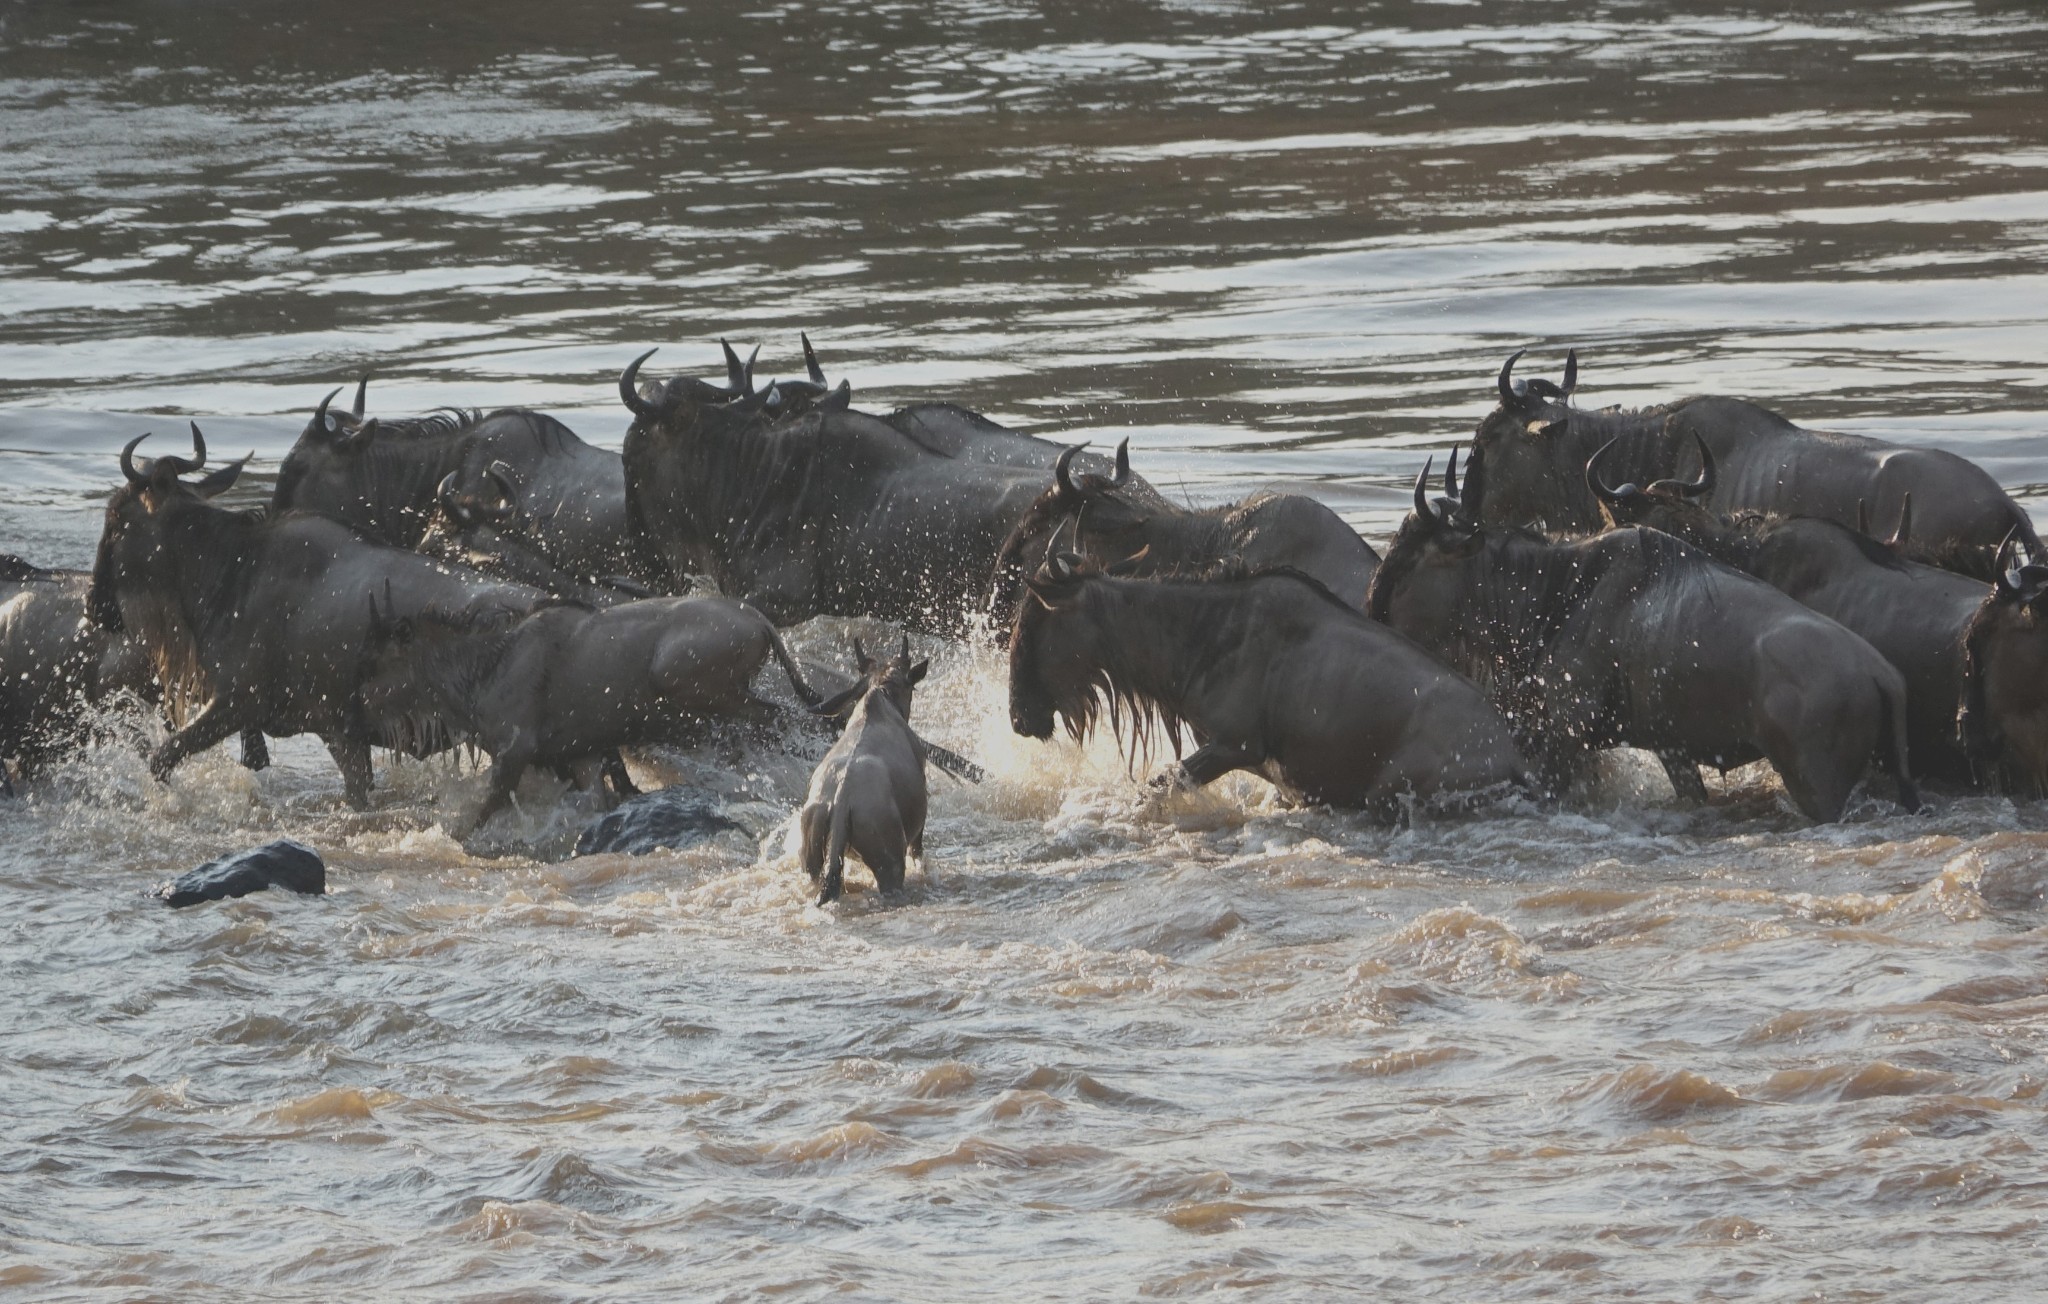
(154, 839), (326, 908)
(574, 786), (744, 857)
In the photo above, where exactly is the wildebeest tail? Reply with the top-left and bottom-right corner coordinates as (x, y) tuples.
(819, 798), (852, 905)
(766, 629), (824, 708)
(1877, 673), (1920, 814)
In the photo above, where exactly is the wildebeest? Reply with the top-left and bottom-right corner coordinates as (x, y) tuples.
(419, 461), (653, 607)
(361, 593), (823, 831)
(1367, 453), (1920, 821)
(1467, 350), (2036, 577)
(1006, 540), (1532, 818)
(1960, 546), (2048, 796)
(89, 425), (550, 805)
(619, 346), (1160, 632)
(989, 441), (1381, 615)
(801, 637), (930, 904)
(1587, 439), (1995, 787)
(0, 557), (155, 789)
(272, 379), (638, 582)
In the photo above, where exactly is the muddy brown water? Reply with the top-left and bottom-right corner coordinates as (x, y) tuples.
(4, 3), (2048, 1299)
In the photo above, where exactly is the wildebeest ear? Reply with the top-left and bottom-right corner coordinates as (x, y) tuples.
(1023, 573), (1080, 609)
(1529, 419), (1566, 438)
(191, 454), (250, 499)
(908, 659), (929, 685)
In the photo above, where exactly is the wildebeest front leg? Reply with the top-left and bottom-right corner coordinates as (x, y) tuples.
(1659, 753), (1709, 805)
(150, 704), (243, 783)
(239, 730), (270, 771)
(1152, 741), (1258, 792)
(325, 735), (374, 810)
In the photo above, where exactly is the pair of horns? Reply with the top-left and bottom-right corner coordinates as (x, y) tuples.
(1585, 433), (1715, 507)
(1410, 449), (1467, 525)
(1498, 348), (1578, 409)
(312, 377), (370, 436)
(1053, 438), (1133, 499)
(436, 462), (518, 524)
(851, 633), (915, 675)
(120, 421), (207, 486)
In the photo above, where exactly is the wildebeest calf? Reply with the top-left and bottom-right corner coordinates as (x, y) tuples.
(801, 638), (930, 905)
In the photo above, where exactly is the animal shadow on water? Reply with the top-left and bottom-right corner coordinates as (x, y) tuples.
(801, 637), (932, 906)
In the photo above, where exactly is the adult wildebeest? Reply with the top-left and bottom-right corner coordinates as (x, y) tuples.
(418, 462), (653, 608)
(0, 557), (155, 789)
(272, 379), (638, 582)
(1467, 349), (2036, 577)
(362, 593), (823, 831)
(1367, 452), (1919, 822)
(1006, 540), (1532, 818)
(618, 347), (1161, 633)
(1586, 438), (1997, 788)
(89, 425), (550, 805)
(989, 442), (1381, 615)
(801, 637), (930, 904)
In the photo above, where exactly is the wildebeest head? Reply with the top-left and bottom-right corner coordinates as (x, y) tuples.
(1961, 538), (2048, 794)
(1466, 348), (1590, 529)
(812, 634), (929, 721)
(1364, 451), (1486, 633)
(1585, 433), (1716, 537)
(88, 424), (250, 632)
(987, 439), (1134, 616)
(271, 377), (374, 511)
(431, 462), (519, 533)
(1006, 523), (1159, 743)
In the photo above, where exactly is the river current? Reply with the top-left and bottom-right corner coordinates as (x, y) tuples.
(4, 3), (2047, 1300)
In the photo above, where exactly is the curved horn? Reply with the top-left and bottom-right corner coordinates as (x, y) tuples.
(120, 433), (150, 487)
(1561, 349), (1578, 399)
(352, 375), (368, 419)
(801, 332), (825, 385)
(485, 463), (517, 520)
(743, 344), (759, 395)
(852, 637), (870, 675)
(1112, 438), (1131, 488)
(1857, 499), (1871, 537)
(313, 386), (343, 435)
(619, 348), (661, 420)
(1054, 443), (1087, 499)
(1413, 457), (1436, 524)
(1444, 447), (1460, 500)
(1681, 432), (1714, 498)
(1584, 439), (1631, 507)
(187, 420), (207, 469)
(1996, 528), (2024, 595)
(720, 339), (745, 392)
(900, 633), (912, 665)
(818, 379), (851, 413)
(1498, 350), (1525, 408)
(436, 470), (460, 508)
(1887, 494), (1912, 550)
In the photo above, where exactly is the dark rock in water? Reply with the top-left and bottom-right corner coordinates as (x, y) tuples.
(155, 839), (326, 908)
(575, 786), (744, 857)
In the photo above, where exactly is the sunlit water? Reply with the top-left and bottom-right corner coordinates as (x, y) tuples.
(3, 4), (2047, 1299)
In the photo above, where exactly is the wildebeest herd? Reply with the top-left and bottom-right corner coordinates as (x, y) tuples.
(5, 341), (2046, 900)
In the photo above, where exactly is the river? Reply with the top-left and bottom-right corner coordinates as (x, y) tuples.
(3, 3), (2046, 1299)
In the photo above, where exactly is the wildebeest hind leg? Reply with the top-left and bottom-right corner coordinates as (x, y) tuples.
(240, 730), (270, 771)
(601, 750), (640, 799)
(1659, 753), (1709, 805)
